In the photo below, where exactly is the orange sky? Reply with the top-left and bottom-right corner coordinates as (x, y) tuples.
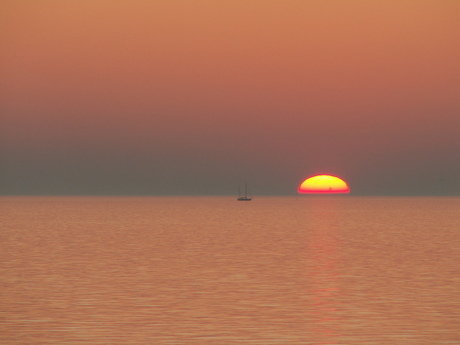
(1, 1), (459, 195)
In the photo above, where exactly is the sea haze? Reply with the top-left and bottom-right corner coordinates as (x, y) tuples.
(1, 196), (459, 344)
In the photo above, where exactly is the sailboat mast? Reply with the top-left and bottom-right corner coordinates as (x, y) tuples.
(237, 183), (252, 201)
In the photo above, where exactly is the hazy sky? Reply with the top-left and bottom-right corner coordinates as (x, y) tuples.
(1, 1), (459, 195)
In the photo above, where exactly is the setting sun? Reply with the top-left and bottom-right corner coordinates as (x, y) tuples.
(298, 175), (350, 194)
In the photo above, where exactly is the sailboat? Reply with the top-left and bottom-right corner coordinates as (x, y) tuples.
(237, 184), (252, 201)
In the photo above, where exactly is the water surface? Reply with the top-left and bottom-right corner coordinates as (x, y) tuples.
(1, 196), (459, 344)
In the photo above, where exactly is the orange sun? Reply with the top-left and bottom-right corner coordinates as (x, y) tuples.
(298, 175), (350, 194)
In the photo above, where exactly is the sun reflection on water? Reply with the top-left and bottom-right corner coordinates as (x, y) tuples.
(302, 197), (343, 344)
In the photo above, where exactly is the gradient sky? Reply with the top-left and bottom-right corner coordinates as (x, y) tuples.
(1, 0), (459, 195)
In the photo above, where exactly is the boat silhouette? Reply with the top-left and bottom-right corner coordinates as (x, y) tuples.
(237, 184), (252, 201)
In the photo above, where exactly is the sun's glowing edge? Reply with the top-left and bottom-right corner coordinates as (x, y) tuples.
(297, 189), (350, 194)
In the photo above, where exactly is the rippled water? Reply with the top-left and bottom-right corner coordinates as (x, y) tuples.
(1, 196), (459, 344)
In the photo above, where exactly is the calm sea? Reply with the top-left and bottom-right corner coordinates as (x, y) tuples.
(1, 196), (459, 344)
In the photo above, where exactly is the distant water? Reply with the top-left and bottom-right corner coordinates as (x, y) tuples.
(1, 196), (459, 344)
